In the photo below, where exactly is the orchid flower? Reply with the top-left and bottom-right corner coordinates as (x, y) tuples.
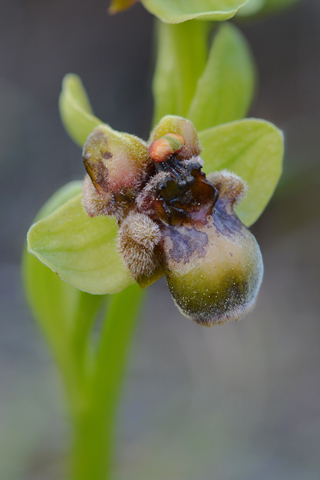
(27, 69), (283, 326)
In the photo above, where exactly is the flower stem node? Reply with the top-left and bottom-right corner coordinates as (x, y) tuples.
(81, 115), (264, 325)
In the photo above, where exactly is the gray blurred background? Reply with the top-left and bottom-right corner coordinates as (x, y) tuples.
(0, 0), (319, 479)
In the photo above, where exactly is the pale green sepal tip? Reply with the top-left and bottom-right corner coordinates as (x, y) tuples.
(141, 0), (249, 23)
(188, 22), (256, 131)
(199, 118), (284, 227)
(59, 74), (101, 147)
(27, 193), (135, 295)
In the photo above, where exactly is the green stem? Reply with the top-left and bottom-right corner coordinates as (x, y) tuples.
(70, 283), (144, 480)
(70, 292), (106, 379)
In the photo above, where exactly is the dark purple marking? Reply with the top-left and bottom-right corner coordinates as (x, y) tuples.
(163, 224), (208, 264)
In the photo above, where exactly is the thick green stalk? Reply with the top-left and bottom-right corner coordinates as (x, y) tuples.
(70, 283), (144, 480)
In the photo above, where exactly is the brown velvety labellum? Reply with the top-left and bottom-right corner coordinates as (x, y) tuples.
(162, 201), (264, 326)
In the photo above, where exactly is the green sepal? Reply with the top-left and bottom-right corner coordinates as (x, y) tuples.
(152, 20), (210, 125)
(236, 0), (265, 16)
(59, 74), (101, 147)
(27, 193), (134, 295)
(188, 23), (256, 131)
(141, 0), (249, 23)
(199, 119), (284, 226)
(23, 182), (104, 405)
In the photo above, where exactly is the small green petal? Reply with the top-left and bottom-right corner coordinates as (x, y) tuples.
(188, 23), (256, 131)
(59, 74), (101, 147)
(27, 194), (135, 295)
(199, 119), (284, 226)
(141, 0), (248, 23)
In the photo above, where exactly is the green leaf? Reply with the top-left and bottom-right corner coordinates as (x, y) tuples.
(141, 0), (248, 23)
(199, 119), (284, 226)
(153, 21), (210, 125)
(188, 23), (256, 131)
(27, 194), (134, 295)
(59, 74), (101, 147)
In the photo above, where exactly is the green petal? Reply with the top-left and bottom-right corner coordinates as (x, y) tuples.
(27, 194), (135, 295)
(188, 23), (256, 131)
(152, 21), (210, 124)
(59, 74), (101, 147)
(199, 119), (284, 226)
(141, 0), (248, 23)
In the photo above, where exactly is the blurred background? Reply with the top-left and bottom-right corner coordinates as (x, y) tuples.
(0, 0), (319, 479)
